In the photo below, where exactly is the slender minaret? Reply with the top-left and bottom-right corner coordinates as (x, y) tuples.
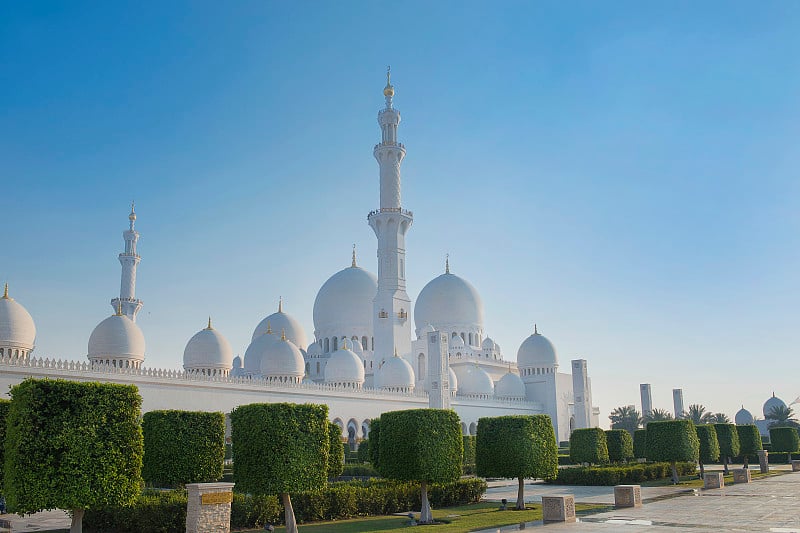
(640, 384), (653, 417)
(427, 330), (450, 409)
(111, 202), (143, 321)
(369, 67), (413, 362)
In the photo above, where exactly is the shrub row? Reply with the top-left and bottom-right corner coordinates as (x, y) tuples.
(340, 464), (380, 478)
(546, 462), (696, 486)
(84, 478), (487, 532)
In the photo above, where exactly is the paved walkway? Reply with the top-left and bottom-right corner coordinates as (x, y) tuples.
(0, 509), (70, 532)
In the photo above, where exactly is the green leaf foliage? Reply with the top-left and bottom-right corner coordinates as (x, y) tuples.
(356, 440), (370, 463)
(327, 422), (345, 479)
(736, 425), (763, 456)
(462, 435), (476, 466)
(230, 402), (329, 495)
(645, 420), (699, 463)
(475, 415), (557, 480)
(141, 410), (225, 487)
(546, 462), (697, 486)
(769, 427), (800, 453)
(368, 418), (381, 469)
(713, 423), (740, 458)
(695, 424), (720, 464)
(633, 429), (647, 459)
(569, 428), (609, 465)
(0, 399), (10, 491)
(4, 378), (143, 514)
(377, 409), (462, 484)
(604, 430), (634, 463)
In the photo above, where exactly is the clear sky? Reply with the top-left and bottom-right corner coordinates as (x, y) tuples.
(2, 1), (799, 425)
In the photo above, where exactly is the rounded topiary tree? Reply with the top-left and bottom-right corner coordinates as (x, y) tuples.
(605, 429), (634, 463)
(646, 420), (699, 483)
(633, 429), (647, 460)
(327, 422), (345, 479)
(142, 410), (225, 487)
(713, 423), (740, 474)
(462, 435), (476, 473)
(770, 427), (800, 463)
(4, 379), (143, 533)
(695, 424), (720, 477)
(231, 402), (329, 533)
(736, 424), (763, 468)
(476, 415), (557, 510)
(356, 439), (370, 463)
(377, 409), (462, 524)
(569, 428), (609, 465)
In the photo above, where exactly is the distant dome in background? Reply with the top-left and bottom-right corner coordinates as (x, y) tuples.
(243, 330), (280, 375)
(324, 340), (365, 387)
(252, 298), (307, 349)
(495, 370), (525, 400)
(183, 319), (233, 374)
(260, 334), (305, 382)
(0, 284), (36, 355)
(763, 394), (787, 418)
(454, 365), (494, 398)
(88, 312), (145, 367)
(735, 406), (754, 425)
(516, 326), (557, 368)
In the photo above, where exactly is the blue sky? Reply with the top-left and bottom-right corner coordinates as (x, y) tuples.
(2, 2), (799, 424)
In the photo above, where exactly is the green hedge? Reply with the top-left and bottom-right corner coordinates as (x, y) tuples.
(546, 462), (696, 486)
(462, 435), (476, 466)
(340, 464), (379, 478)
(476, 415), (557, 481)
(714, 423), (740, 461)
(84, 479), (487, 531)
(645, 420), (699, 463)
(0, 398), (10, 491)
(769, 427), (800, 454)
(327, 422), (345, 479)
(356, 440), (370, 463)
(569, 428), (609, 465)
(557, 454), (573, 466)
(633, 429), (647, 460)
(368, 419), (381, 469)
(605, 430), (634, 463)
(736, 425), (763, 457)
(142, 410), (225, 488)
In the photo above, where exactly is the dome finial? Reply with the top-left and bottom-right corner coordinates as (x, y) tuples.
(383, 65), (394, 101)
(342, 338), (349, 350)
(116, 300), (123, 316)
(352, 244), (357, 267)
(207, 316), (213, 330)
(394, 346), (399, 358)
(278, 296), (283, 313)
(534, 323), (539, 335)
(2, 283), (7, 299)
(281, 328), (286, 341)
(445, 254), (450, 274)
(266, 320), (272, 335)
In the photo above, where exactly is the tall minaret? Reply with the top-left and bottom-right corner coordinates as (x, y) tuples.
(369, 67), (413, 363)
(111, 202), (143, 321)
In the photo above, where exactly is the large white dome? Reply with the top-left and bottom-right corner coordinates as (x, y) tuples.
(495, 371), (526, 400)
(324, 342), (365, 386)
(735, 406), (754, 425)
(243, 331), (280, 375)
(313, 265), (377, 335)
(376, 354), (415, 391)
(516, 326), (557, 368)
(454, 365), (494, 398)
(252, 300), (307, 349)
(88, 313), (145, 363)
(260, 336), (305, 381)
(414, 269), (484, 335)
(0, 285), (36, 353)
(763, 394), (787, 418)
(183, 320), (234, 372)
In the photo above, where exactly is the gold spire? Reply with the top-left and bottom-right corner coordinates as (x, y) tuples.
(206, 316), (213, 330)
(383, 65), (394, 98)
(2, 283), (7, 299)
(278, 296), (283, 313)
(116, 300), (123, 316)
(266, 320), (272, 335)
(129, 201), (136, 221)
(342, 338), (349, 350)
(352, 244), (357, 267)
(445, 254), (450, 274)
(281, 328), (287, 341)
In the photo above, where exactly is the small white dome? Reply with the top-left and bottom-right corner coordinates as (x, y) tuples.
(251, 300), (307, 349)
(481, 337), (496, 351)
(495, 371), (526, 399)
(763, 394), (787, 418)
(88, 314), (145, 363)
(516, 326), (557, 368)
(324, 341), (365, 385)
(313, 265), (377, 335)
(376, 354), (415, 390)
(0, 287), (36, 351)
(260, 336), (305, 380)
(243, 331), (280, 375)
(735, 406), (754, 425)
(348, 338), (364, 355)
(454, 365), (494, 398)
(449, 367), (458, 391)
(450, 335), (465, 348)
(232, 355), (242, 369)
(306, 341), (323, 356)
(183, 321), (233, 371)
(414, 270), (484, 336)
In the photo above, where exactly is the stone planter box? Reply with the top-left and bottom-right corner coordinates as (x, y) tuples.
(703, 472), (724, 489)
(614, 484), (642, 508)
(542, 495), (576, 523)
(792, 460), (800, 472)
(732, 469), (751, 484)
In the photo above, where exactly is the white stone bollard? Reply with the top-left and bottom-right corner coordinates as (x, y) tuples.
(732, 469), (751, 484)
(186, 482), (235, 533)
(542, 495), (576, 523)
(703, 472), (724, 489)
(757, 450), (769, 474)
(614, 484), (642, 508)
(792, 460), (800, 472)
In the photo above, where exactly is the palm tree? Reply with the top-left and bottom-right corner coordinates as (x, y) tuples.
(707, 413), (731, 424)
(685, 404), (713, 425)
(609, 405), (641, 434)
(766, 405), (799, 429)
(643, 408), (673, 426)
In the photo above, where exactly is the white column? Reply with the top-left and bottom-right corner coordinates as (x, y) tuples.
(427, 330), (450, 409)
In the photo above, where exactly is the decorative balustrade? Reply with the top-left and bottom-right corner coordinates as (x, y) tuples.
(367, 207), (414, 219)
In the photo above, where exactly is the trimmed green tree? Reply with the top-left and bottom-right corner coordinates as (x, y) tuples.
(376, 409), (462, 524)
(714, 423), (740, 474)
(231, 403), (329, 533)
(462, 435), (476, 473)
(142, 410), (225, 487)
(356, 439), (370, 463)
(736, 425), (763, 468)
(476, 415), (557, 510)
(646, 420), (699, 483)
(770, 426), (800, 463)
(327, 422), (345, 479)
(695, 424), (720, 477)
(633, 429), (647, 460)
(4, 379), (143, 533)
(569, 428), (609, 465)
(605, 429), (634, 463)
(0, 399), (10, 492)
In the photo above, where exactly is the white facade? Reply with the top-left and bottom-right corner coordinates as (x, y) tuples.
(0, 73), (599, 444)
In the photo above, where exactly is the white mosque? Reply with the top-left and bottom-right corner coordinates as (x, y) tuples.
(0, 73), (600, 445)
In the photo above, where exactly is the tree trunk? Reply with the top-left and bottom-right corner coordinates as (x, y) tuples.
(420, 481), (433, 524)
(516, 477), (525, 510)
(70, 509), (84, 533)
(743, 455), (749, 468)
(282, 493), (298, 533)
(723, 456), (729, 475)
(670, 461), (679, 484)
(699, 461), (705, 477)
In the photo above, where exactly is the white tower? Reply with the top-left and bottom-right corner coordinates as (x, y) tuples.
(640, 384), (653, 417)
(111, 203), (143, 321)
(427, 330), (451, 409)
(571, 359), (592, 429)
(673, 388), (685, 419)
(369, 68), (413, 363)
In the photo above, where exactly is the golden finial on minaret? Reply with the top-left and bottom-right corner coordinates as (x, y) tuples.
(445, 254), (450, 274)
(266, 320), (272, 335)
(383, 65), (394, 98)
(281, 328), (286, 341)
(116, 300), (123, 316)
(278, 296), (283, 313)
(207, 316), (213, 330)
(342, 338), (349, 350)
(129, 201), (136, 221)
(352, 244), (357, 267)
(2, 283), (8, 299)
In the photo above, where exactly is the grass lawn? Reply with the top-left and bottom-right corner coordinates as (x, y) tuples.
(640, 469), (787, 488)
(239, 502), (604, 533)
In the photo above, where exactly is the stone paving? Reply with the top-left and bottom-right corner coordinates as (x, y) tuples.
(0, 509), (70, 532)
